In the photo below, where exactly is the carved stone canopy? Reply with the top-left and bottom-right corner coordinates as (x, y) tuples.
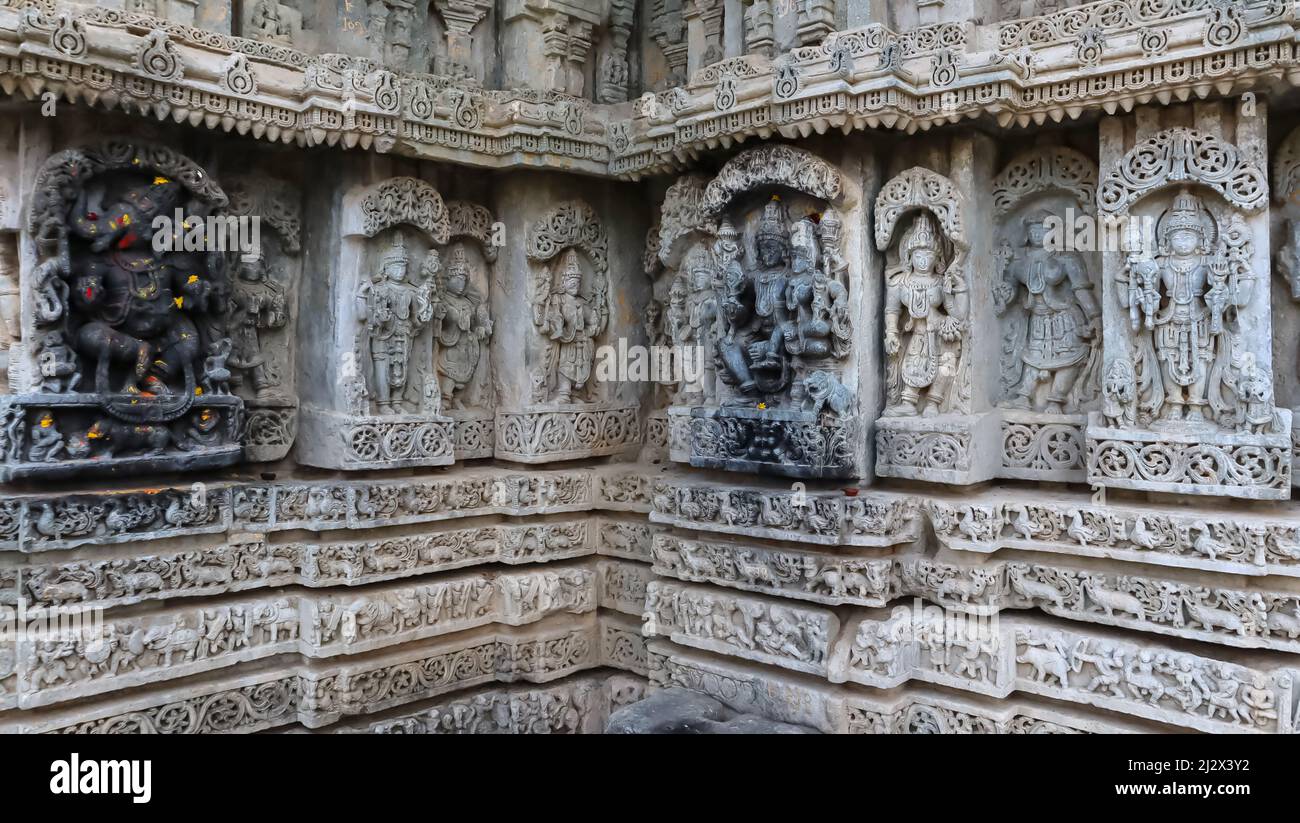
(992, 145), (1098, 216)
(1099, 128), (1267, 216)
(874, 166), (967, 253)
(359, 176), (451, 243)
(701, 144), (843, 218)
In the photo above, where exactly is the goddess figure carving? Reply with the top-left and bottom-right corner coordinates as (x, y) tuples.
(883, 212), (967, 417)
(356, 235), (435, 414)
(995, 212), (1101, 413)
(1118, 189), (1253, 425)
(431, 247), (492, 409)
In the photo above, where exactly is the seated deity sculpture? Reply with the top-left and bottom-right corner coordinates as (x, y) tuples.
(431, 246), (492, 409)
(784, 217), (851, 362)
(1118, 188), (1253, 426)
(356, 234), (435, 414)
(716, 196), (793, 397)
(995, 211), (1101, 413)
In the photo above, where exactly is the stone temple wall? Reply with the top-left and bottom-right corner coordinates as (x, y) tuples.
(1, 0), (1299, 734)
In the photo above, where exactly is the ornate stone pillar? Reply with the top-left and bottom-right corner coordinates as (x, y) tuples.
(433, 0), (493, 79)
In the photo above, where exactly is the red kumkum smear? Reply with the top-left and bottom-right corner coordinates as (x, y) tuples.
(118, 232), (138, 249)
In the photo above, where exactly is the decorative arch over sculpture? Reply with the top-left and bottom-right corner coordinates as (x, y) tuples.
(29, 141), (228, 256)
(445, 200), (498, 262)
(701, 144), (843, 218)
(657, 174), (715, 269)
(992, 146), (1098, 216)
(1098, 128), (1267, 215)
(525, 200), (611, 404)
(359, 176), (450, 242)
(874, 166), (968, 254)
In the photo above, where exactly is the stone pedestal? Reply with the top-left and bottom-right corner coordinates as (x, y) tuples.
(297, 408), (454, 471)
(1087, 411), (1293, 499)
(495, 403), (641, 464)
(0, 394), (242, 482)
(874, 412), (1000, 484)
(689, 406), (855, 479)
(999, 410), (1087, 482)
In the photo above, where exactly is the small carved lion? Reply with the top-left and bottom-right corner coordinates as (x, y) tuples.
(803, 371), (852, 418)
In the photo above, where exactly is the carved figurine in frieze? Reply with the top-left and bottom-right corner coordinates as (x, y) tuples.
(227, 254), (288, 401)
(248, 0), (294, 44)
(36, 331), (80, 393)
(784, 217), (851, 362)
(357, 234), (435, 414)
(883, 212), (967, 417)
(716, 197), (793, 396)
(28, 411), (63, 462)
(995, 212), (1101, 413)
(430, 246), (492, 409)
(1118, 189), (1255, 427)
(1102, 357), (1137, 429)
(678, 244), (718, 404)
(533, 250), (599, 404)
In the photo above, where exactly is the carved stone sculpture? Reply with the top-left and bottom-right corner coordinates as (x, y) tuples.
(431, 247), (492, 409)
(883, 212), (967, 417)
(357, 234), (436, 414)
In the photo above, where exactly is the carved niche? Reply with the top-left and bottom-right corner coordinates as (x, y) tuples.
(1091, 121), (1290, 499)
(437, 200), (497, 459)
(224, 176), (302, 463)
(296, 176), (456, 471)
(1, 141), (244, 481)
(1270, 123), (1300, 485)
(664, 144), (857, 479)
(873, 165), (998, 484)
(496, 200), (640, 464)
(991, 146), (1103, 482)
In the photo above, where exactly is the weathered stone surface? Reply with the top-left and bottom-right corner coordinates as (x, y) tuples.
(5, 0), (1300, 737)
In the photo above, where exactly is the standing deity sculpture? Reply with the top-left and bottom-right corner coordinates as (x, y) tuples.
(430, 246), (492, 409)
(533, 249), (599, 404)
(679, 244), (718, 404)
(883, 212), (967, 417)
(1118, 189), (1253, 426)
(227, 253), (289, 401)
(356, 234), (435, 414)
(995, 212), (1101, 413)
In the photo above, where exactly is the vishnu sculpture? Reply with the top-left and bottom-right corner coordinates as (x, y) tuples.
(1118, 189), (1253, 427)
(228, 253), (289, 401)
(357, 234), (435, 414)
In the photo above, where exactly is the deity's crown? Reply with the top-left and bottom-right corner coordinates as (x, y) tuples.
(383, 234), (409, 267)
(448, 245), (469, 275)
(717, 218), (739, 241)
(1164, 188), (1207, 237)
(790, 218), (819, 255)
(757, 195), (789, 244)
(560, 249), (583, 283)
(683, 243), (715, 272)
(819, 207), (842, 234)
(902, 212), (938, 255)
